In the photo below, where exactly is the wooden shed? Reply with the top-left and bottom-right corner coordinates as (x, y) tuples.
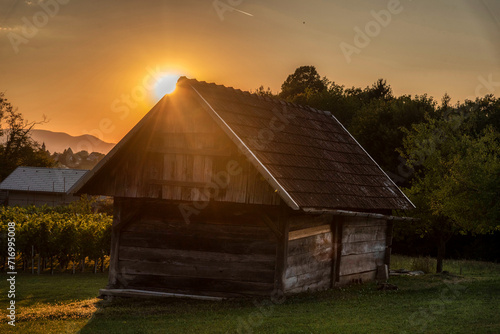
(71, 77), (414, 299)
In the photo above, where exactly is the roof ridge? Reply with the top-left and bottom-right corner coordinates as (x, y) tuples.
(14, 166), (89, 172)
(177, 76), (332, 117)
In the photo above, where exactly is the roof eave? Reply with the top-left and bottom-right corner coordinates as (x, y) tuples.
(302, 207), (417, 221)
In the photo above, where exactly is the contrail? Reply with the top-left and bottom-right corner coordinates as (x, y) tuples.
(233, 8), (253, 17)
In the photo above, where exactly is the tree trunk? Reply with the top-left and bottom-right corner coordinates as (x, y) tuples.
(81, 257), (85, 273)
(436, 237), (446, 273)
(100, 256), (104, 273)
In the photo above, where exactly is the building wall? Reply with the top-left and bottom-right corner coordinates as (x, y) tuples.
(112, 199), (278, 298)
(283, 214), (390, 293)
(6, 191), (80, 207)
(337, 217), (388, 285)
(284, 213), (334, 293)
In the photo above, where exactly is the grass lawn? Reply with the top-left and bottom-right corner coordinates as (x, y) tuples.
(1, 255), (499, 333)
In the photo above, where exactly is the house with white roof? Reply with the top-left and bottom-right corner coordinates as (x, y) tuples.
(0, 167), (88, 207)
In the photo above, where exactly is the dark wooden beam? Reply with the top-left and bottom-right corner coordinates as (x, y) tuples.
(148, 180), (208, 188)
(332, 217), (344, 287)
(385, 220), (394, 269)
(107, 198), (142, 288)
(107, 199), (122, 288)
(260, 213), (282, 240)
(274, 202), (290, 295)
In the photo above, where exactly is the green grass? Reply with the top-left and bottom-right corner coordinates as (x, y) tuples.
(1, 256), (499, 333)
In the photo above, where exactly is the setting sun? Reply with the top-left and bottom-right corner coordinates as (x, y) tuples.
(154, 74), (181, 99)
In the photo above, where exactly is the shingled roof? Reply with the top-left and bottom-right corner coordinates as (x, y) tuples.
(73, 77), (414, 211)
(0, 167), (88, 194)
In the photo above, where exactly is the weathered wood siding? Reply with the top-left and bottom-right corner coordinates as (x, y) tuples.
(113, 199), (278, 297)
(81, 87), (280, 206)
(284, 214), (334, 293)
(337, 217), (387, 285)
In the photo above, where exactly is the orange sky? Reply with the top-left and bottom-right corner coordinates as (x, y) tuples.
(1, 0), (499, 145)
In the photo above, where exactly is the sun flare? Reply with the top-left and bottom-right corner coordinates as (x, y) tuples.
(154, 74), (181, 99)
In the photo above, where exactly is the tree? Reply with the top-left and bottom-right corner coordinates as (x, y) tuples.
(399, 98), (500, 272)
(279, 66), (327, 101)
(253, 85), (275, 97)
(0, 92), (54, 180)
(349, 93), (435, 185)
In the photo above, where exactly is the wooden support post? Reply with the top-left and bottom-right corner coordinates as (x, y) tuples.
(107, 198), (122, 288)
(107, 197), (142, 288)
(274, 203), (289, 295)
(332, 217), (344, 287)
(385, 220), (394, 269)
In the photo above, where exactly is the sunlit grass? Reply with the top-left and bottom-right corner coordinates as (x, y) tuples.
(19, 299), (99, 321)
(1, 258), (499, 333)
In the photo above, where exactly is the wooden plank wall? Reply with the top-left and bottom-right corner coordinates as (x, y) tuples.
(284, 214), (333, 294)
(82, 87), (281, 206)
(337, 217), (387, 285)
(114, 200), (278, 298)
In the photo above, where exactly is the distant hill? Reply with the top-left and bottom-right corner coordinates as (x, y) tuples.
(29, 129), (115, 154)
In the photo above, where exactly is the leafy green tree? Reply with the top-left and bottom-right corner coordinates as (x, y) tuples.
(0, 92), (55, 181)
(350, 94), (435, 185)
(399, 100), (500, 272)
(279, 66), (327, 101)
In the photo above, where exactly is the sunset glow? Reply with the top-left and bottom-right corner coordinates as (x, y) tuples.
(0, 0), (498, 143)
(154, 74), (181, 99)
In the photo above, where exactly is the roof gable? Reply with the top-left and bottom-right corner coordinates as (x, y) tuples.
(72, 77), (414, 211)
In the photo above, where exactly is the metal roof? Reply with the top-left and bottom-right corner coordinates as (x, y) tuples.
(0, 167), (88, 194)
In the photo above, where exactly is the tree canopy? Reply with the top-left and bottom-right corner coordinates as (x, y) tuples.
(398, 97), (500, 271)
(0, 92), (54, 181)
(279, 66), (328, 101)
(276, 66), (500, 270)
